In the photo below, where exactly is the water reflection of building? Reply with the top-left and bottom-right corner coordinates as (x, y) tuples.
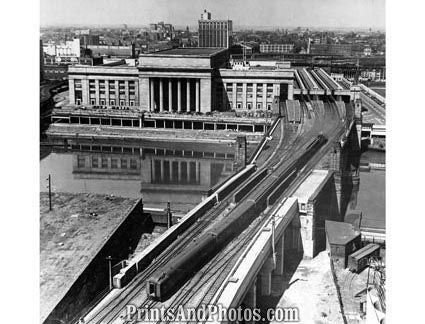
(69, 141), (235, 194)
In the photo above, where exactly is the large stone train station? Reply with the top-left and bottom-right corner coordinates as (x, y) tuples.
(52, 47), (352, 133)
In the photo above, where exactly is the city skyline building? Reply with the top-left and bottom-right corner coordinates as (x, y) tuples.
(198, 10), (232, 48)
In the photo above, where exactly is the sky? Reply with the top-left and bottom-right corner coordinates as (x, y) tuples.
(40, 0), (385, 29)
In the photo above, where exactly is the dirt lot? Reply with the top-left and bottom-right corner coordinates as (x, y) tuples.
(40, 192), (137, 321)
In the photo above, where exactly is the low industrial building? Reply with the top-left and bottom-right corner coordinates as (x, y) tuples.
(325, 220), (361, 268)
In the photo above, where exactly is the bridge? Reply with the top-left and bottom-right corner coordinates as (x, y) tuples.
(44, 88), (363, 324)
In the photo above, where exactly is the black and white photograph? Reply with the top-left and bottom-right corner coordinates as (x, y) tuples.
(10, 0), (424, 323)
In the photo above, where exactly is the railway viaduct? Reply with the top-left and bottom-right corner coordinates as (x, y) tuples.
(208, 89), (363, 323)
(44, 85), (363, 324)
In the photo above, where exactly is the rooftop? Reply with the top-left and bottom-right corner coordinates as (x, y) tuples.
(141, 47), (227, 57)
(325, 220), (361, 245)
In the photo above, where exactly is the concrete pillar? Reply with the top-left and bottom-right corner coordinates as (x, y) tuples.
(186, 78), (191, 112)
(159, 78), (164, 112)
(82, 79), (89, 105)
(274, 236), (285, 276)
(243, 279), (257, 311)
(200, 78), (211, 113)
(262, 83), (267, 111)
(95, 80), (100, 105)
(252, 82), (257, 110)
(259, 269), (272, 296)
(177, 79), (182, 112)
(168, 78), (172, 111)
(288, 83), (294, 100)
(196, 79), (200, 112)
(150, 79), (155, 111)
(114, 80), (119, 106)
(125, 80), (129, 106)
(242, 83), (247, 110)
(105, 80), (109, 105)
(169, 159), (173, 182)
(69, 78), (75, 105)
(232, 82), (237, 110)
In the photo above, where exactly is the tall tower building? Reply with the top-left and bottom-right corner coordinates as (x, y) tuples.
(198, 10), (232, 48)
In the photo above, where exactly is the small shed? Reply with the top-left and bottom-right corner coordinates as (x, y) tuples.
(325, 220), (361, 268)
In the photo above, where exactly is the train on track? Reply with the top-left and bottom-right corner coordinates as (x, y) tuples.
(146, 134), (328, 301)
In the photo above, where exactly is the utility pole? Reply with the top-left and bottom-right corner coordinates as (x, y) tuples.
(47, 174), (52, 211)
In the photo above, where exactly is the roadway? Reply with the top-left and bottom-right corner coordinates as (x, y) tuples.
(81, 97), (347, 324)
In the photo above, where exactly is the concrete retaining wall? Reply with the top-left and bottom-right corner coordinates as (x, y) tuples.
(44, 198), (151, 324)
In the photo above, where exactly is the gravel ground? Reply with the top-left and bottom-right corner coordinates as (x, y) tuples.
(40, 192), (137, 322)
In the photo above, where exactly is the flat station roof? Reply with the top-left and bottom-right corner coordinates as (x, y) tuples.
(142, 47), (227, 57)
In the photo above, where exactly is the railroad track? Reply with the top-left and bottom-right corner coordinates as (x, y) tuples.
(82, 117), (304, 324)
(84, 97), (347, 324)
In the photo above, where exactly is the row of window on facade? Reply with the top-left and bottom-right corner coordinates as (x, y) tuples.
(77, 156), (139, 169)
(229, 101), (273, 110)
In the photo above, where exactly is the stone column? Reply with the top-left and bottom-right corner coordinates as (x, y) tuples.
(195, 79), (200, 112)
(288, 83), (294, 100)
(95, 80), (100, 105)
(186, 79), (191, 112)
(168, 78), (172, 111)
(105, 80), (109, 106)
(159, 78), (164, 112)
(177, 79), (182, 112)
(262, 83), (267, 110)
(125, 80), (129, 106)
(252, 82), (257, 110)
(114, 80), (119, 106)
(242, 83), (247, 110)
(69, 78), (75, 105)
(232, 82), (237, 109)
(150, 78), (155, 111)
(160, 159), (164, 182)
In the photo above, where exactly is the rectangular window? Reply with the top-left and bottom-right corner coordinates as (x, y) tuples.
(129, 101), (134, 106)
(91, 157), (99, 168)
(90, 99), (95, 105)
(101, 157), (108, 168)
(120, 100), (125, 106)
(77, 156), (85, 168)
(100, 99), (105, 105)
(121, 159), (127, 169)
(111, 158), (118, 169)
(130, 159), (137, 169)
(110, 99), (115, 106)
